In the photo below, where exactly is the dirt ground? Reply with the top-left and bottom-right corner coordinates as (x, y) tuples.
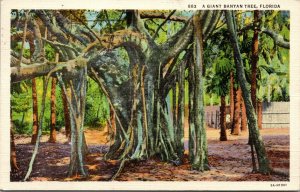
(11, 127), (289, 181)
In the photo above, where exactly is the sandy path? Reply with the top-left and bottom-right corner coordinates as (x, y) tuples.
(11, 128), (289, 181)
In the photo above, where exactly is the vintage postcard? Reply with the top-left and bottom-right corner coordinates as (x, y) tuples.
(1, 0), (300, 191)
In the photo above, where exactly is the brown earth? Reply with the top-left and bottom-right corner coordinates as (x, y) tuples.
(11, 127), (289, 181)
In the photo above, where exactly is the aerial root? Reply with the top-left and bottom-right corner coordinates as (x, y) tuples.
(110, 158), (128, 181)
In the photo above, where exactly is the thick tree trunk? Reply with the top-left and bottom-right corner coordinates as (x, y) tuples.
(232, 87), (241, 135)
(241, 98), (247, 131)
(257, 101), (263, 129)
(31, 78), (39, 145)
(12, 9), (226, 179)
(57, 67), (88, 177)
(49, 77), (57, 143)
(220, 95), (227, 141)
(230, 71), (234, 127)
(226, 10), (270, 174)
(191, 11), (209, 171)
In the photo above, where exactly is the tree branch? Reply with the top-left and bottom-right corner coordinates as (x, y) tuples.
(261, 27), (290, 49)
(203, 11), (223, 41)
(11, 57), (87, 83)
(18, 10), (30, 68)
(69, 11), (103, 45)
(42, 37), (79, 57)
(152, 10), (176, 39)
(35, 10), (69, 44)
(54, 11), (90, 46)
(140, 11), (188, 22)
(161, 19), (194, 62)
(134, 11), (156, 49)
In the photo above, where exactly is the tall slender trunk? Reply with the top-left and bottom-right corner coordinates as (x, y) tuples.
(29, 32), (39, 145)
(232, 87), (241, 135)
(226, 10), (270, 174)
(188, 58), (195, 161)
(191, 11), (209, 171)
(220, 95), (227, 141)
(49, 54), (59, 143)
(49, 77), (57, 143)
(257, 101), (263, 129)
(62, 89), (71, 140)
(31, 79), (39, 145)
(230, 71), (234, 127)
(176, 57), (186, 161)
(251, 10), (259, 113)
(241, 98), (247, 131)
(248, 10), (260, 170)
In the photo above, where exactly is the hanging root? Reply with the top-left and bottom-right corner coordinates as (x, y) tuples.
(90, 67), (129, 141)
(110, 159), (128, 181)
(23, 67), (59, 181)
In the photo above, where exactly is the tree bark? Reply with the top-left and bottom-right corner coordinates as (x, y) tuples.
(49, 77), (57, 143)
(232, 87), (241, 135)
(57, 66), (88, 177)
(29, 19), (44, 145)
(176, 58), (186, 161)
(172, 82), (177, 138)
(257, 101), (263, 129)
(230, 71), (234, 128)
(241, 98), (247, 131)
(226, 10), (270, 174)
(31, 77), (39, 144)
(251, 10), (259, 114)
(62, 89), (71, 140)
(109, 105), (116, 136)
(188, 58), (196, 161)
(49, 54), (59, 143)
(191, 11), (209, 171)
(220, 95), (227, 141)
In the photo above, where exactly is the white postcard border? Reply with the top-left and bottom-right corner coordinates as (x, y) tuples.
(1, 0), (299, 190)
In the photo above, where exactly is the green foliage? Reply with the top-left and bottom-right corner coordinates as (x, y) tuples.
(45, 43), (56, 62)
(10, 10), (290, 135)
(89, 10), (126, 32)
(14, 43), (30, 58)
(85, 77), (109, 128)
(11, 81), (33, 135)
(257, 11), (290, 102)
(11, 76), (110, 134)
(11, 82), (31, 113)
(203, 10), (289, 105)
(205, 57), (232, 98)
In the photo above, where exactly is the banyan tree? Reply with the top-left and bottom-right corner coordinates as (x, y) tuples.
(10, 10), (289, 180)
